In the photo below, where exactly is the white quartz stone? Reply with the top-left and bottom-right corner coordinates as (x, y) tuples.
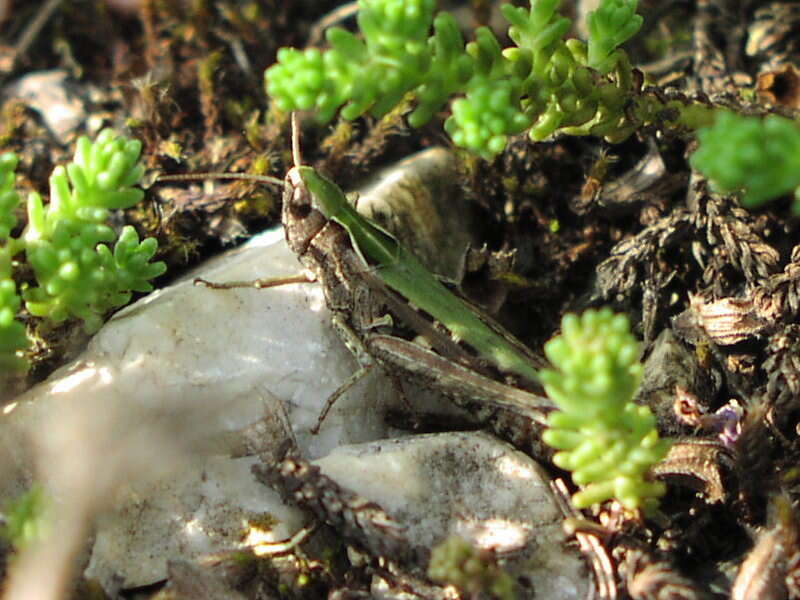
(0, 228), (403, 589)
(315, 432), (589, 600)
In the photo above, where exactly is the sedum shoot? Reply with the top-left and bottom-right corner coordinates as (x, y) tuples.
(541, 308), (670, 512)
(0, 154), (28, 372)
(428, 535), (515, 600)
(690, 111), (800, 212)
(1, 486), (46, 550)
(265, 0), (643, 159)
(0, 129), (166, 372)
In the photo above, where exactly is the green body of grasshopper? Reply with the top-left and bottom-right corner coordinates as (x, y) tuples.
(297, 166), (541, 387)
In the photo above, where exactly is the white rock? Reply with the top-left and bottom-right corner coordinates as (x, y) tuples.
(314, 432), (589, 600)
(86, 456), (302, 590)
(5, 70), (86, 143)
(0, 228), (405, 590)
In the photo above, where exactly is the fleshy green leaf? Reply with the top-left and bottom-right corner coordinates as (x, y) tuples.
(541, 308), (670, 511)
(690, 111), (800, 209)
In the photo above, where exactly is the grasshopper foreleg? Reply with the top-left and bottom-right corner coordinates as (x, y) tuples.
(194, 272), (315, 290)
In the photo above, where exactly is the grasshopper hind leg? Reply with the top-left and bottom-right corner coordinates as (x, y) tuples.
(311, 314), (377, 434)
(312, 315), (418, 434)
(310, 362), (375, 434)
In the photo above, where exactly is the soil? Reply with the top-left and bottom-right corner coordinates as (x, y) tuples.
(3, 1), (800, 598)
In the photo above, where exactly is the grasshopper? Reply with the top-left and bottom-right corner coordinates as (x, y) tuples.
(160, 114), (553, 444)
(278, 115), (552, 427)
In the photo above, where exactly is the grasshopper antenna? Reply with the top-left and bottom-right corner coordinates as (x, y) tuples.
(291, 112), (302, 169)
(156, 172), (285, 187)
(157, 113), (304, 188)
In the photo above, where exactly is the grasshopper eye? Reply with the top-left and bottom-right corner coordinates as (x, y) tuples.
(288, 196), (312, 219)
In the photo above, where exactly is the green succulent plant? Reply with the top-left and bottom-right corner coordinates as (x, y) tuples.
(428, 535), (515, 600)
(265, 0), (643, 159)
(0, 129), (166, 372)
(541, 308), (670, 512)
(690, 110), (800, 211)
(1, 486), (46, 550)
(0, 155), (28, 372)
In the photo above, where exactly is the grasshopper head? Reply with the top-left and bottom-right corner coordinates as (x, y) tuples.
(286, 112), (345, 220)
(283, 165), (326, 255)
